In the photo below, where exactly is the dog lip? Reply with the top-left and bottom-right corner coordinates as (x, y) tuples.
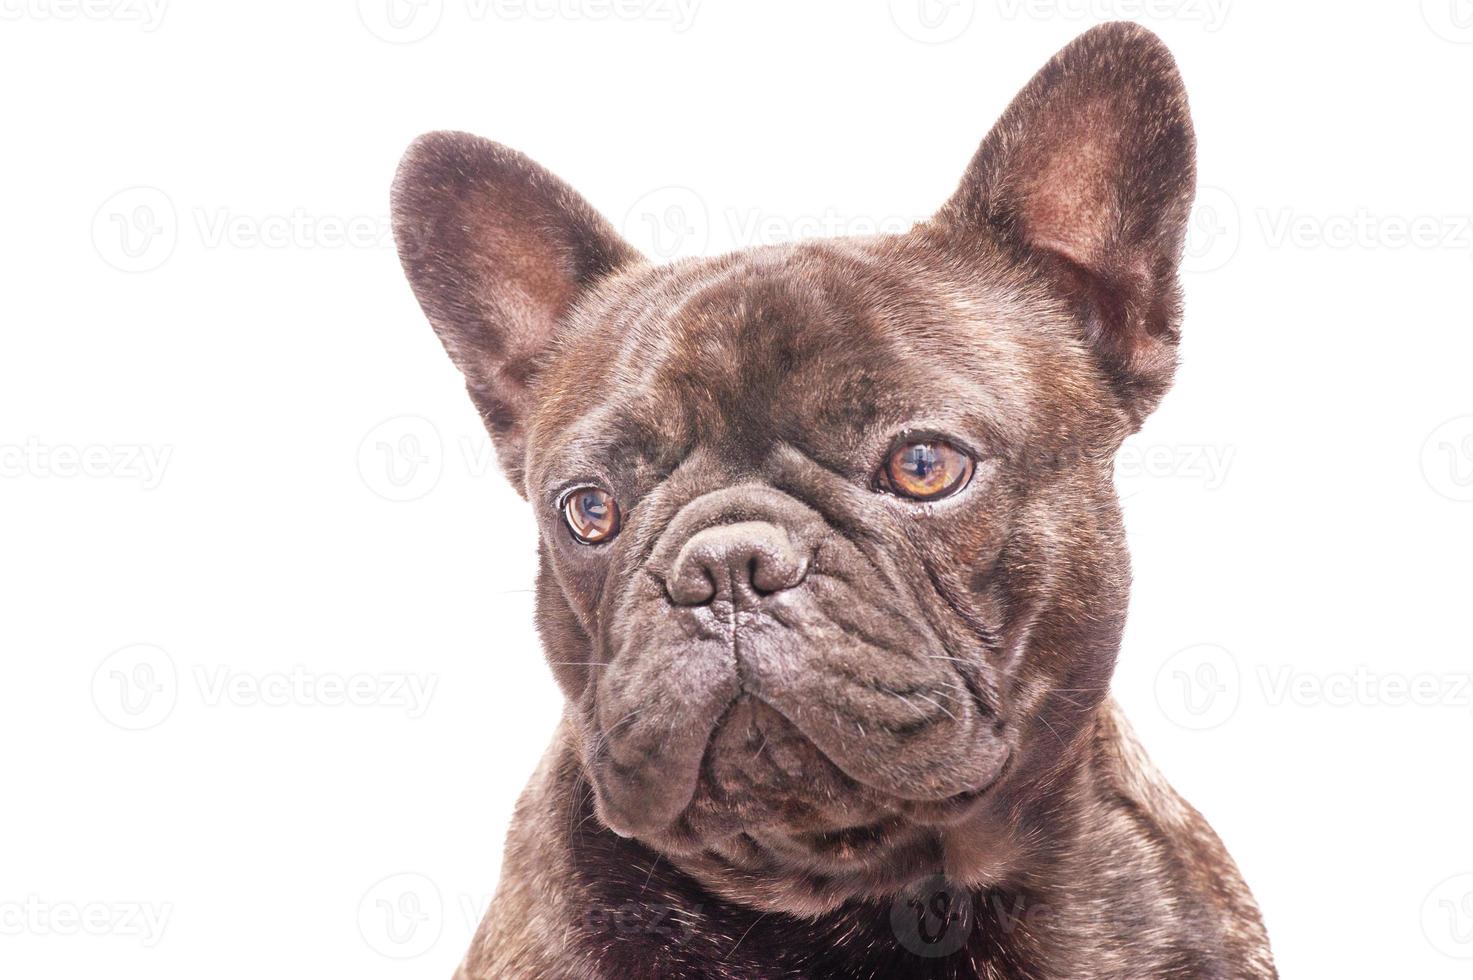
(738, 684), (1011, 804)
(591, 690), (744, 840)
(715, 685), (1013, 810)
(597, 690), (1012, 845)
(899, 749), (1013, 826)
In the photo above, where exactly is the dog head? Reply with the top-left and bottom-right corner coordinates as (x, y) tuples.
(392, 22), (1194, 913)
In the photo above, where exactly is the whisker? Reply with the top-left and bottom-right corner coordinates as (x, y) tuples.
(909, 691), (958, 723)
(1036, 712), (1067, 747)
(724, 913), (770, 961)
(1046, 690), (1092, 709)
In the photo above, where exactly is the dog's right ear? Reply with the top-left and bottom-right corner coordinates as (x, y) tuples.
(391, 131), (641, 495)
(935, 22), (1196, 428)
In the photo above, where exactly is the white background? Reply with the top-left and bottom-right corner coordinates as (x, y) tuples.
(3, 2), (1471, 977)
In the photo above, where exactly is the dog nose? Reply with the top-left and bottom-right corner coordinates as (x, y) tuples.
(666, 521), (810, 606)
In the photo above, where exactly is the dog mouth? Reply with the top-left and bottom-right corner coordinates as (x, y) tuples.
(588, 484), (1012, 849)
(593, 692), (1011, 864)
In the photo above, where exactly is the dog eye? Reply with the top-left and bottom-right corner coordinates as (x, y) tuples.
(562, 487), (620, 544)
(881, 441), (974, 501)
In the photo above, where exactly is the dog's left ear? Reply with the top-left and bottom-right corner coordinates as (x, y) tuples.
(391, 132), (641, 495)
(937, 22), (1196, 426)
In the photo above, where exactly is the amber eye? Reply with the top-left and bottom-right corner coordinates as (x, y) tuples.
(562, 487), (620, 544)
(882, 441), (974, 501)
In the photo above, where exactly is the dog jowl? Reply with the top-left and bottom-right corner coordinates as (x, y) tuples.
(392, 21), (1275, 980)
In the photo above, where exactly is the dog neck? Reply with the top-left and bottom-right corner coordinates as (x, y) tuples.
(550, 707), (1111, 974)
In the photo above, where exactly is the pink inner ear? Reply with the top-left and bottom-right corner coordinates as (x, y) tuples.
(467, 194), (582, 386)
(930, 23), (1194, 425)
(1012, 101), (1122, 270)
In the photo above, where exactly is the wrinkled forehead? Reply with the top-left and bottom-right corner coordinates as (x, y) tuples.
(529, 242), (1053, 486)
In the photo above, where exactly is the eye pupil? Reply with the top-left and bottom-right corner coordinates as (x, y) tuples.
(905, 446), (936, 477)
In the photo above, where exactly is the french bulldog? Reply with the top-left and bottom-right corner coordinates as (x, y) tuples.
(391, 21), (1275, 979)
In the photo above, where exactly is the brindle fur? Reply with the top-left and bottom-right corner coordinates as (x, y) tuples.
(391, 22), (1276, 979)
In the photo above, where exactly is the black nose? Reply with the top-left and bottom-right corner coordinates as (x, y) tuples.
(666, 521), (810, 606)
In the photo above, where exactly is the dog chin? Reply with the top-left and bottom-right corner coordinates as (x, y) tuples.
(595, 696), (1011, 876)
